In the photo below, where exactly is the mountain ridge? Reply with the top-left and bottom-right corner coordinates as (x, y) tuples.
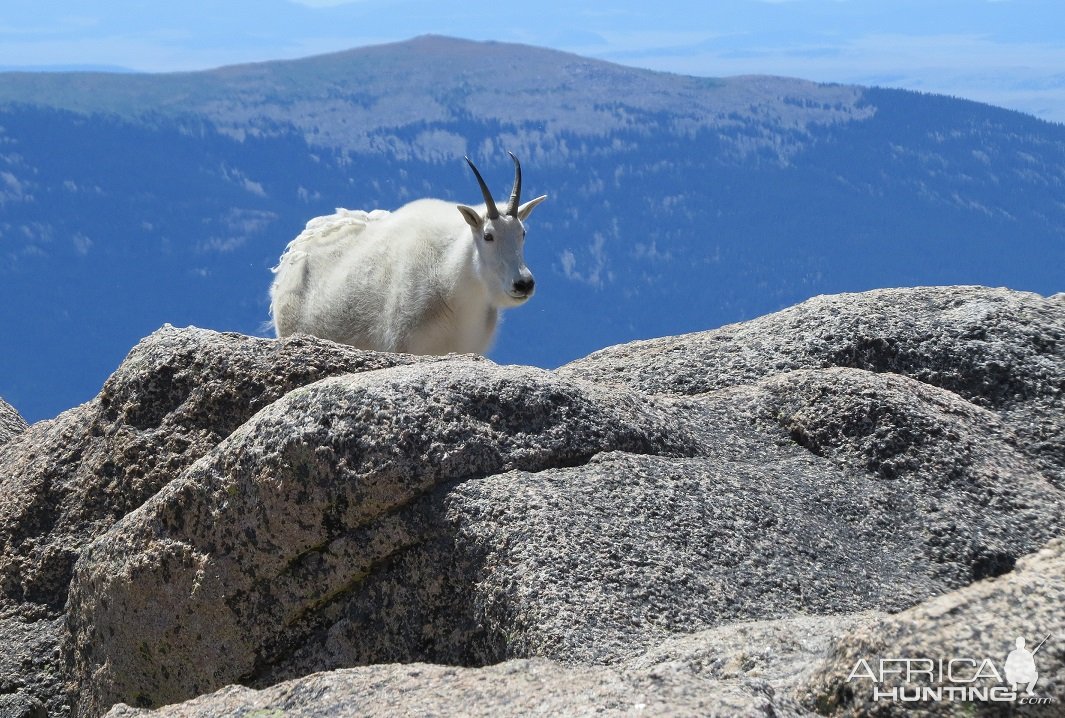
(0, 35), (873, 154)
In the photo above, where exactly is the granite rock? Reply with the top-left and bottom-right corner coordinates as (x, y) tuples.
(558, 286), (1065, 486)
(1, 286), (1061, 718)
(0, 326), (448, 615)
(803, 537), (1065, 717)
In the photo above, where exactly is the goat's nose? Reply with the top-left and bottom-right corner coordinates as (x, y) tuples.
(513, 276), (535, 295)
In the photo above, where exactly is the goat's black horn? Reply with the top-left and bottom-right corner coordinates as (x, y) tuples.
(506, 151), (522, 217)
(465, 156), (499, 219)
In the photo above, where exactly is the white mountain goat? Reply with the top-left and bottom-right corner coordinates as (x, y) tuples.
(269, 153), (547, 355)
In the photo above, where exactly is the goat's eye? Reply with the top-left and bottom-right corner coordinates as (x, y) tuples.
(484, 233), (494, 242)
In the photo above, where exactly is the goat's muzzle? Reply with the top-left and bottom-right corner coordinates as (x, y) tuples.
(511, 276), (535, 298)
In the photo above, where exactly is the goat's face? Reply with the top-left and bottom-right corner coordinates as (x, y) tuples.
(471, 214), (536, 307)
(457, 153), (548, 308)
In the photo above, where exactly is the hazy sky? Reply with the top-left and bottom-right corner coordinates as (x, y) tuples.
(2, 0), (1064, 123)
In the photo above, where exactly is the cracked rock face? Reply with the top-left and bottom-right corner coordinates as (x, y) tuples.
(1, 286), (1063, 718)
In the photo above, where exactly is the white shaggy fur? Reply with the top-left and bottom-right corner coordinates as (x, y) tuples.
(269, 156), (547, 355)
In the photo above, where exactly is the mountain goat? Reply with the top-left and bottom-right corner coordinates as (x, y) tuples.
(269, 153), (547, 355)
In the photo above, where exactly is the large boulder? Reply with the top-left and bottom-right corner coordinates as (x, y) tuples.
(0, 326), (447, 616)
(1, 286), (1062, 717)
(558, 286), (1065, 486)
(0, 327), (452, 717)
(67, 361), (699, 714)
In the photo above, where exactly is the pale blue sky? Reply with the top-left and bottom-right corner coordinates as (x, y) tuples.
(2, 0), (1064, 122)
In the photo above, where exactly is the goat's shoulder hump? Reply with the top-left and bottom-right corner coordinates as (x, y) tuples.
(393, 198), (461, 219)
(389, 198), (469, 239)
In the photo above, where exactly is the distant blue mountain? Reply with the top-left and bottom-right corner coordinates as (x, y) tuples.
(0, 65), (140, 73)
(1, 36), (1063, 421)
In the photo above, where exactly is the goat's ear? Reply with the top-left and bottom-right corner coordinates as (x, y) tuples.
(517, 195), (548, 221)
(457, 205), (482, 230)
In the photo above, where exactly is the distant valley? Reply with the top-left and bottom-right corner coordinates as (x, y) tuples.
(1, 35), (1063, 420)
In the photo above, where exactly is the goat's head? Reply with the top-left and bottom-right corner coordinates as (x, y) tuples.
(458, 153), (548, 308)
